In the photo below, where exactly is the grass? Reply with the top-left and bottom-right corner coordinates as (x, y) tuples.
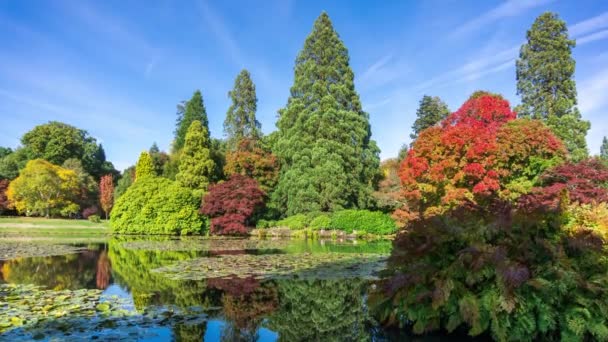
(0, 216), (110, 235)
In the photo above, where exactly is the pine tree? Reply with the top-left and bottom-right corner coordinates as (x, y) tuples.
(224, 70), (261, 149)
(135, 152), (155, 180)
(516, 12), (590, 161)
(410, 95), (450, 140)
(273, 12), (380, 215)
(601, 137), (608, 161)
(174, 90), (209, 151)
(176, 121), (215, 192)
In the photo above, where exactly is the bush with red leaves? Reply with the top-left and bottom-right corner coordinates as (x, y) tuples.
(201, 175), (265, 235)
(519, 158), (608, 212)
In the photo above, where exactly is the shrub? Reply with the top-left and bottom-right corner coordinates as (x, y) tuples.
(256, 219), (276, 229)
(82, 206), (98, 219)
(201, 175), (265, 235)
(276, 214), (308, 230)
(330, 210), (397, 234)
(309, 214), (331, 230)
(88, 214), (101, 223)
(110, 176), (205, 235)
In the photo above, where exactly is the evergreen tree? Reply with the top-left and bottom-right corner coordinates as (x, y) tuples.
(224, 70), (261, 149)
(273, 12), (380, 215)
(410, 95), (450, 140)
(176, 121), (215, 192)
(135, 152), (155, 180)
(516, 12), (590, 161)
(601, 136), (608, 161)
(174, 90), (209, 151)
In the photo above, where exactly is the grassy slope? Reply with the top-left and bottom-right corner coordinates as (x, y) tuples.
(0, 216), (110, 235)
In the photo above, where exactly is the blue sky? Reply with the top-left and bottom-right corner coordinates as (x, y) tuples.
(0, 0), (607, 171)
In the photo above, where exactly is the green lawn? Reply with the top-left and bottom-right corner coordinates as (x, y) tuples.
(0, 216), (110, 235)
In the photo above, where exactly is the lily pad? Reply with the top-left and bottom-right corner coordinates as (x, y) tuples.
(151, 253), (387, 281)
(0, 242), (86, 260)
(120, 238), (292, 252)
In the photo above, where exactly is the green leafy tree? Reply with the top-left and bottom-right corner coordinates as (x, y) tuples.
(174, 90), (209, 151)
(0, 148), (29, 180)
(273, 12), (380, 215)
(516, 12), (590, 161)
(601, 136), (608, 161)
(176, 121), (215, 192)
(135, 152), (155, 180)
(224, 70), (261, 149)
(0, 147), (12, 159)
(21, 121), (116, 178)
(410, 95), (450, 140)
(149, 142), (169, 176)
(114, 166), (135, 200)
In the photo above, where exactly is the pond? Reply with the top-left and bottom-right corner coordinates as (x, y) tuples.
(0, 234), (450, 341)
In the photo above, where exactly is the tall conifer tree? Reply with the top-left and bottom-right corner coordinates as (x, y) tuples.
(601, 137), (608, 161)
(224, 70), (261, 149)
(135, 152), (155, 180)
(273, 12), (380, 215)
(176, 121), (215, 192)
(516, 12), (590, 161)
(174, 90), (209, 151)
(410, 95), (450, 140)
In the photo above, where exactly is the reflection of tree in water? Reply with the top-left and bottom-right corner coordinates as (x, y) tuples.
(108, 240), (221, 310)
(174, 321), (208, 342)
(267, 278), (369, 342)
(207, 277), (279, 341)
(96, 249), (111, 289)
(1, 248), (101, 290)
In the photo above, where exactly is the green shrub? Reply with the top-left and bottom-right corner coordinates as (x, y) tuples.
(330, 210), (396, 235)
(276, 214), (308, 230)
(88, 214), (101, 223)
(256, 219), (276, 229)
(309, 214), (331, 230)
(110, 177), (206, 235)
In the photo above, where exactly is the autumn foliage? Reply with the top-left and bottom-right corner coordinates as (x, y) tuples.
(224, 139), (278, 192)
(99, 174), (114, 219)
(0, 179), (9, 214)
(396, 92), (565, 222)
(201, 175), (265, 235)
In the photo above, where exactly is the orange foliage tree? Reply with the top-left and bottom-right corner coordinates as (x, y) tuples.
(99, 174), (114, 219)
(395, 92), (566, 223)
(224, 139), (279, 192)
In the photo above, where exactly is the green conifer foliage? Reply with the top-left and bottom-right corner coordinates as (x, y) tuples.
(273, 12), (380, 215)
(516, 12), (590, 161)
(224, 70), (261, 149)
(174, 90), (209, 151)
(176, 121), (215, 192)
(135, 152), (155, 181)
(410, 95), (450, 140)
(601, 137), (608, 161)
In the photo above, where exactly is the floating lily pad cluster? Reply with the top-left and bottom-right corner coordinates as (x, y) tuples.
(0, 242), (86, 260)
(120, 238), (291, 252)
(152, 253), (387, 281)
(0, 284), (207, 340)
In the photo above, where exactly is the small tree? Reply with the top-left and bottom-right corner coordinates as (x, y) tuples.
(99, 174), (114, 220)
(135, 152), (155, 180)
(224, 139), (279, 192)
(0, 179), (9, 215)
(176, 120), (215, 192)
(201, 175), (265, 235)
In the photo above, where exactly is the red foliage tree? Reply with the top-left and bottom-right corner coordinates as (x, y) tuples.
(201, 175), (265, 235)
(99, 174), (114, 220)
(0, 179), (9, 214)
(520, 158), (608, 211)
(224, 139), (279, 192)
(396, 92), (565, 223)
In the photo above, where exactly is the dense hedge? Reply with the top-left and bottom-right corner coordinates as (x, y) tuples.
(257, 210), (397, 235)
(110, 177), (205, 235)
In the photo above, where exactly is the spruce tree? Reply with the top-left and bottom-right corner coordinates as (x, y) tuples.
(410, 95), (450, 140)
(135, 152), (155, 180)
(174, 90), (209, 151)
(224, 69), (261, 149)
(176, 121), (215, 192)
(516, 12), (590, 161)
(601, 137), (608, 161)
(273, 12), (380, 215)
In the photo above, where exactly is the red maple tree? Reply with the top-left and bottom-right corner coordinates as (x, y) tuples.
(201, 175), (265, 235)
(99, 174), (114, 220)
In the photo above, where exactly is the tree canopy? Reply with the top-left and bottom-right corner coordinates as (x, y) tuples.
(176, 120), (215, 192)
(410, 95), (450, 141)
(273, 12), (380, 216)
(174, 90), (209, 151)
(135, 152), (155, 180)
(224, 70), (261, 149)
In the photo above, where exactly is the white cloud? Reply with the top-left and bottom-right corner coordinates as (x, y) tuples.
(578, 29), (608, 46)
(451, 0), (553, 38)
(570, 11), (608, 37)
(578, 67), (608, 114)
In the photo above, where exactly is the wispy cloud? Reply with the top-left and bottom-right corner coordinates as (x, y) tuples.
(578, 29), (608, 45)
(451, 0), (553, 38)
(579, 67), (608, 113)
(197, 0), (243, 67)
(358, 54), (411, 91)
(570, 11), (608, 37)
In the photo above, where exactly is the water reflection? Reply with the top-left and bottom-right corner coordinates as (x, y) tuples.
(0, 237), (417, 341)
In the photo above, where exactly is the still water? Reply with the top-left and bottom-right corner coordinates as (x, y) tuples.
(0, 235), (439, 341)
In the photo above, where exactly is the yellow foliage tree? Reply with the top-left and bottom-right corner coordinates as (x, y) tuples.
(7, 159), (80, 217)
